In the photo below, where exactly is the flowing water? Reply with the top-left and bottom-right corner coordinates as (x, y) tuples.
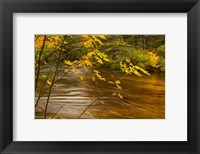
(35, 68), (165, 119)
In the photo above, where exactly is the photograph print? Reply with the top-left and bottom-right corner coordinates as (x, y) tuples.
(35, 35), (165, 119)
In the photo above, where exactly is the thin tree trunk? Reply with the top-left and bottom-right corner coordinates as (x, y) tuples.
(35, 66), (52, 108)
(44, 37), (65, 119)
(35, 35), (46, 91)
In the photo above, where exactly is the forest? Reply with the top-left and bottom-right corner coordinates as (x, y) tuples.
(35, 35), (165, 119)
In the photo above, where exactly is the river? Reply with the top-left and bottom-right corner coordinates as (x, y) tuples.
(35, 69), (165, 119)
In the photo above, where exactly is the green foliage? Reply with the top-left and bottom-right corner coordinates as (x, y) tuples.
(157, 45), (165, 58)
(156, 45), (165, 71)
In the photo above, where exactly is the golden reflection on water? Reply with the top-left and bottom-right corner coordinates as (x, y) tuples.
(35, 72), (165, 119)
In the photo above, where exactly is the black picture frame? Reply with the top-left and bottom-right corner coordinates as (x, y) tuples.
(0, 0), (200, 153)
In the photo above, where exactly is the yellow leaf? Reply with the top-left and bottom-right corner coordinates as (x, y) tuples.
(116, 84), (122, 90)
(64, 60), (73, 66)
(85, 60), (92, 67)
(92, 75), (96, 81)
(99, 35), (106, 39)
(118, 93), (123, 99)
(73, 68), (78, 75)
(93, 70), (99, 74)
(101, 77), (106, 81)
(94, 56), (103, 64)
(64, 68), (69, 72)
(97, 59), (103, 64)
(133, 70), (142, 76)
(126, 58), (130, 62)
(115, 80), (120, 84)
(112, 93), (117, 96)
(46, 80), (52, 86)
(82, 35), (90, 39)
(87, 52), (95, 58)
(79, 75), (85, 80)
(108, 81), (114, 84)
(135, 66), (150, 75)
(84, 65), (88, 72)
(92, 36), (103, 45)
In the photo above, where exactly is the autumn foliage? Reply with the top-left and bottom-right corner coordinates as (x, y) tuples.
(35, 35), (165, 118)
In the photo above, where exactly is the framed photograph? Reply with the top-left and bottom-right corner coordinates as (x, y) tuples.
(0, 0), (200, 153)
